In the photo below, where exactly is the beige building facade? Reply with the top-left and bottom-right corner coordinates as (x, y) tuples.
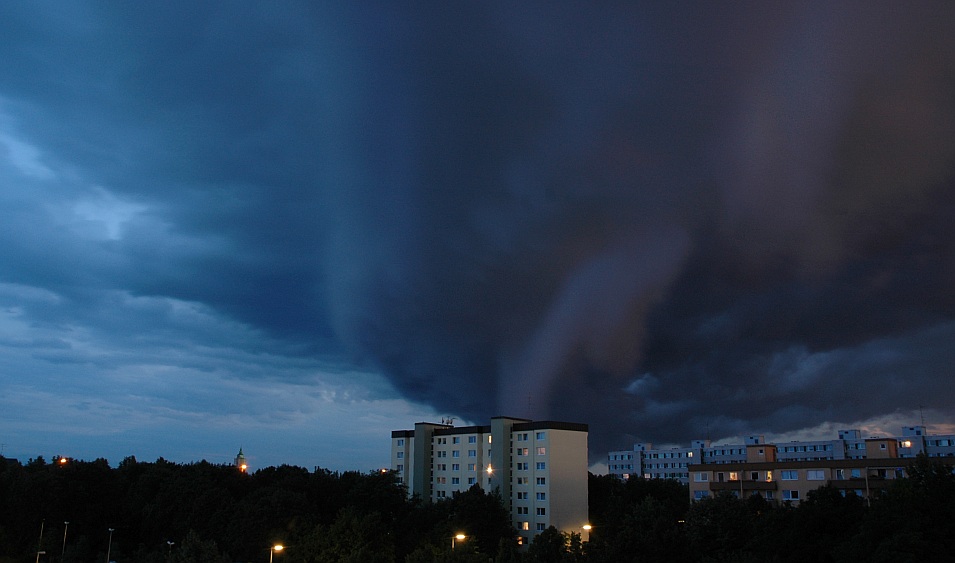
(391, 416), (588, 545)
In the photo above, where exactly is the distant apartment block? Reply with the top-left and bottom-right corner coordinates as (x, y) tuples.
(391, 416), (588, 545)
(608, 425), (955, 485)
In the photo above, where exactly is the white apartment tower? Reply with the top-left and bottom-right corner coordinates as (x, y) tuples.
(391, 416), (588, 545)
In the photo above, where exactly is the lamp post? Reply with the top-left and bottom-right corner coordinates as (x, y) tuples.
(451, 534), (465, 550)
(62, 522), (70, 560)
(269, 544), (283, 563)
(36, 520), (45, 563)
(106, 528), (115, 563)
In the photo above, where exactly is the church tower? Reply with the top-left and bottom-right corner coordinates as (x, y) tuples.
(235, 447), (248, 472)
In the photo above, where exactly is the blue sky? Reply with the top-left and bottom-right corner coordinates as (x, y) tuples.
(2, 2), (955, 471)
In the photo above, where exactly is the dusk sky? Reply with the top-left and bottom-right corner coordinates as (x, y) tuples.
(2, 2), (955, 472)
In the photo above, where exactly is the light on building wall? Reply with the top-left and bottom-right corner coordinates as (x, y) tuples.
(486, 464), (493, 475)
(901, 440), (912, 448)
(687, 452), (693, 457)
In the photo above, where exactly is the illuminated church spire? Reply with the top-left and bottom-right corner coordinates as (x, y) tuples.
(235, 447), (248, 473)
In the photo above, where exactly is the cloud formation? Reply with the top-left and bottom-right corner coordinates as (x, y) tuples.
(1, 2), (954, 464)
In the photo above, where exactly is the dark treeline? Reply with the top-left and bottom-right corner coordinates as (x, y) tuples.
(2, 454), (954, 563)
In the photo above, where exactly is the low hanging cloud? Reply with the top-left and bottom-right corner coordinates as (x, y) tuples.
(1, 2), (954, 463)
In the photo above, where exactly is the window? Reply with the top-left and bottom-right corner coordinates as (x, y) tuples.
(488, 436), (492, 443)
(517, 477), (528, 485)
(452, 450), (460, 458)
(452, 437), (460, 444)
(438, 438), (446, 444)
(517, 448), (528, 456)
(437, 451), (447, 458)
(835, 469), (845, 480)
(729, 472), (739, 481)
(468, 464), (476, 471)
(780, 470), (798, 480)
(468, 450), (477, 457)
(516, 433), (528, 441)
(452, 463), (460, 471)
(397, 439), (404, 447)
(807, 470), (825, 480)
(764, 491), (774, 500)
(536, 432), (545, 440)
(536, 462), (546, 470)
(517, 462), (529, 470)
(468, 436), (477, 443)
(536, 477), (546, 485)
(396, 452), (404, 459)
(397, 464), (403, 471)
(517, 507), (528, 515)
(851, 469), (862, 478)
(695, 472), (708, 482)
(693, 490), (709, 500)
(436, 477), (446, 484)
(436, 491), (446, 498)
(537, 447), (546, 455)
(536, 492), (546, 500)
(517, 492), (528, 499)
(537, 523), (546, 531)
(520, 522), (529, 531)
(468, 477), (476, 485)
(751, 472), (759, 481)
(783, 490), (799, 501)
(437, 464), (446, 471)
(536, 507), (546, 516)
(452, 477), (459, 485)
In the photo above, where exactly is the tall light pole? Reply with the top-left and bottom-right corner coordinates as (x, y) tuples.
(62, 522), (70, 560)
(451, 533), (465, 550)
(36, 519), (45, 563)
(105, 528), (115, 563)
(269, 544), (283, 563)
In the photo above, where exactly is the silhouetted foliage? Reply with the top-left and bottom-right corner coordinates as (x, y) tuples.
(3, 455), (954, 562)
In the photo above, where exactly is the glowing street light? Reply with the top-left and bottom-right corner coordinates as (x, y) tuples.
(270, 544), (284, 563)
(452, 533), (466, 550)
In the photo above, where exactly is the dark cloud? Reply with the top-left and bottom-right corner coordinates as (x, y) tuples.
(1, 2), (954, 463)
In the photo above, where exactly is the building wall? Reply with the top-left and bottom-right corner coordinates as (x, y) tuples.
(688, 458), (912, 504)
(392, 417), (588, 544)
(610, 426), (955, 484)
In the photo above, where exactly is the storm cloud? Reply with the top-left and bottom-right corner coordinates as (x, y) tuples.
(1, 2), (954, 465)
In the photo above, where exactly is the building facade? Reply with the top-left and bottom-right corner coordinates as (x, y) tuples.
(391, 416), (588, 544)
(609, 426), (955, 485)
(687, 437), (915, 504)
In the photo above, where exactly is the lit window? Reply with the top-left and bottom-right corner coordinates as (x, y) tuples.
(537, 447), (546, 455)
(520, 522), (529, 531)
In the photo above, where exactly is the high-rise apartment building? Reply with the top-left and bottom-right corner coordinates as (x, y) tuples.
(391, 416), (588, 544)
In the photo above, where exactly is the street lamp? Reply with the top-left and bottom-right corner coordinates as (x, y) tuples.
(106, 528), (115, 563)
(452, 533), (466, 550)
(270, 544), (284, 563)
(62, 522), (70, 559)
